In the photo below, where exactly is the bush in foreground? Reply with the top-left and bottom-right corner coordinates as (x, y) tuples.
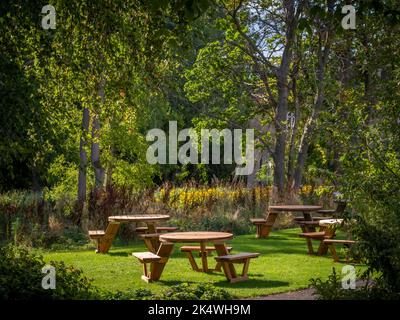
(0, 245), (99, 299)
(103, 283), (232, 300)
(310, 267), (400, 300)
(0, 245), (231, 300)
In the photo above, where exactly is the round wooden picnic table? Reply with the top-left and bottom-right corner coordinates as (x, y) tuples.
(108, 214), (170, 233)
(107, 214), (171, 253)
(160, 231), (233, 243)
(269, 204), (322, 221)
(159, 231), (233, 273)
(108, 214), (170, 223)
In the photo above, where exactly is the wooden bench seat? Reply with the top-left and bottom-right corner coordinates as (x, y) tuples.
(132, 251), (162, 282)
(215, 252), (260, 283)
(299, 223), (338, 255)
(88, 230), (105, 239)
(323, 239), (356, 245)
(88, 221), (120, 253)
(323, 239), (357, 262)
(250, 218), (267, 224)
(135, 226), (178, 233)
(298, 231), (327, 239)
(216, 252), (260, 262)
(132, 243), (174, 283)
(250, 218), (274, 238)
(132, 252), (162, 263)
(139, 233), (161, 239)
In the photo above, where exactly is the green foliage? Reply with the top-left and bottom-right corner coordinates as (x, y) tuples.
(0, 190), (88, 247)
(162, 283), (231, 300)
(102, 283), (231, 300)
(0, 244), (99, 300)
(351, 202), (400, 292)
(0, 191), (48, 245)
(310, 267), (400, 300)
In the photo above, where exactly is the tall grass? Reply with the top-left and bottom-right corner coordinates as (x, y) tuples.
(0, 182), (331, 246)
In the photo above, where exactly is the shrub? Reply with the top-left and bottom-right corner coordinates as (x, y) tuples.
(0, 245), (99, 300)
(161, 283), (232, 300)
(310, 267), (400, 300)
(0, 190), (79, 247)
(101, 288), (155, 300)
(99, 283), (231, 300)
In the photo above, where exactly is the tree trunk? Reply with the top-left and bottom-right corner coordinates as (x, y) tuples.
(31, 162), (41, 192)
(293, 29), (332, 190)
(91, 114), (105, 187)
(91, 78), (106, 188)
(78, 107), (90, 202)
(274, 71), (289, 194)
(247, 117), (268, 188)
(272, 0), (298, 197)
(287, 71), (300, 187)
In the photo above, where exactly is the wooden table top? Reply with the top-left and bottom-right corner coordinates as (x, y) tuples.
(269, 205), (322, 212)
(160, 231), (233, 243)
(108, 214), (170, 222)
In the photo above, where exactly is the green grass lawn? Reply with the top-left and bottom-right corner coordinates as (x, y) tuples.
(40, 228), (362, 298)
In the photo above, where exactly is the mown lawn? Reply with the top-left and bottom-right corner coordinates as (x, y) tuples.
(40, 228), (362, 298)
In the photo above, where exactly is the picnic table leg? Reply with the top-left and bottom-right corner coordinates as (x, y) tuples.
(306, 239), (314, 255)
(146, 222), (160, 252)
(97, 222), (120, 253)
(262, 211), (278, 237)
(142, 237), (156, 253)
(317, 228), (335, 256)
(317, 241), (328, 255)
(199, 242), (209, 272)
(302, 211), (316, 232)
(328, 243), (339, 262)
(303, 225), (314, 255)
(255, 224), (262, 238)
(150, 242), (174, 281)
(185, 250), (201, 271)
(214, 243), (237, 281)
(146, 223), (156, 233)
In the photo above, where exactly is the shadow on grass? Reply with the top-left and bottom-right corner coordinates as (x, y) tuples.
(228, 244), (308, 255)
(157, 278), (289, 290)
(107, 251), (131, 257)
